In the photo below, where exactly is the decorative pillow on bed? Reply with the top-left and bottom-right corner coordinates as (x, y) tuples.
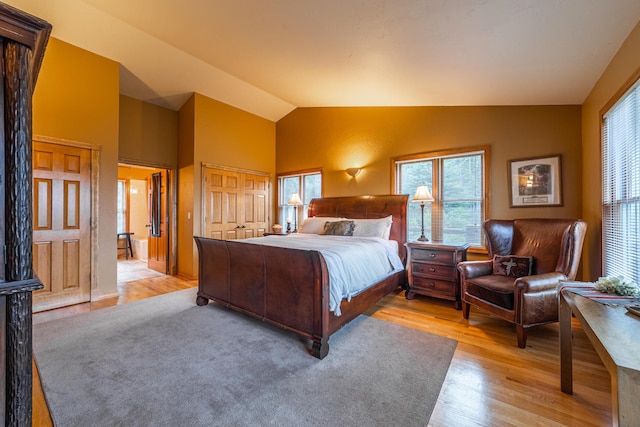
(492, 255), (533, 278)
(321, 220), (355, 236)
(351, 215), (393, 239)
(298, 217), (346, 234)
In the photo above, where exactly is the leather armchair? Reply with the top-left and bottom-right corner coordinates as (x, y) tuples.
(457, 218), (587, 348)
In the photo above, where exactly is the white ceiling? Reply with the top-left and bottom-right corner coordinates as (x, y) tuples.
(6, 0), (640, 121)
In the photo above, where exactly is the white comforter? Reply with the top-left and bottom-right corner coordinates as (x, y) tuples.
(242, 234), (404, 316)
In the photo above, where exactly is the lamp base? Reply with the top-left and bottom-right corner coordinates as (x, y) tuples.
(417, 236), (429, 242)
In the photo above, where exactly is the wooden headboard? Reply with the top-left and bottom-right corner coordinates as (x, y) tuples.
(307, 194), (409, 262)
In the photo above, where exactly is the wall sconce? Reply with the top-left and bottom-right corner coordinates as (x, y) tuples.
(287, 192), (303, 233)
(346, 167), (362, 178)
(411, 185), (434, 242)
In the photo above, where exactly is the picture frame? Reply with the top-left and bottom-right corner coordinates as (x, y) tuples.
(508, 155), (562, 207)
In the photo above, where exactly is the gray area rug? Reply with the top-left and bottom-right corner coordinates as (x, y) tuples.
(34, 288), (457, 426)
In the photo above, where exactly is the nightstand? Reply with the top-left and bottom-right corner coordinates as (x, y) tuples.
(405, 241), (469, 309)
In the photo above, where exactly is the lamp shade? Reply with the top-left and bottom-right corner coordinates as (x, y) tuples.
(346, 167), (361, 177)
(288, 192), (303, 205)
(411, 185), (434, 202)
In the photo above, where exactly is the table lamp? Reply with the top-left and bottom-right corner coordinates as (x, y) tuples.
(287, 192), (303, 232)
(412, 185), (434, 241)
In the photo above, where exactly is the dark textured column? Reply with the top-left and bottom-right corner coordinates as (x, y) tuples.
(5, 36), (33, 280)
(6, 291), (32, 426)
(4, 39), (35, 427)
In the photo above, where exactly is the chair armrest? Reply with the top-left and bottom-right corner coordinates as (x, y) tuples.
(515, 272), (568, 294)
(457, 260), (493, 279)
(515, 272), (568, 325)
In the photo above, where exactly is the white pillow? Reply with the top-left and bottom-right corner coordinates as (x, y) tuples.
(298, 217), (346, 234)
(352, 215), (393, 239)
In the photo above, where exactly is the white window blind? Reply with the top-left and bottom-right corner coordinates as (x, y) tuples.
(602, 78), (640, 283)
(116, 180), (127, 234)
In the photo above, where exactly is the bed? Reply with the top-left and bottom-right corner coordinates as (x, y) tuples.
(194, 194), (408, 359)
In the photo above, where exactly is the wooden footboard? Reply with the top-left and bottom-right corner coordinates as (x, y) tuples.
(194, 236), (333, 358)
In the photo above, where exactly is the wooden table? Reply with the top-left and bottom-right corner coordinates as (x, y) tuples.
(559, 286), (640, 426)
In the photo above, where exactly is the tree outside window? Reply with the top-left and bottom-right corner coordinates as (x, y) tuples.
(277, 170), (322, 229)
(394, 147), (488, 248)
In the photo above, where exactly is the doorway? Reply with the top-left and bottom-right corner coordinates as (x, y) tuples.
(117, 163), (173, 282)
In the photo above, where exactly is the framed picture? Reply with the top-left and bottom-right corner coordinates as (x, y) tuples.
(508, 155), (562, 207)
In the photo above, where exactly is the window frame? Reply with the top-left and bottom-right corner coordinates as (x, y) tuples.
(392, 146), (490, 251)
(277, 168), (323, 230)
(601, 76), (640, 283)
(116, 179), (130, 234)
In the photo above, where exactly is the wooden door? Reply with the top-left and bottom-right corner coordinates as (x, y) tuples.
(32, 142), (91, 312)
(204, 168), (242, 240)
(203, 166), (270, 240)
(147, 170), (168, 273)
(241, 173), (269, 238)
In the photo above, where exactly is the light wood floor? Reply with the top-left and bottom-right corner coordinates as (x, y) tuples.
(32, 272), (610, 426)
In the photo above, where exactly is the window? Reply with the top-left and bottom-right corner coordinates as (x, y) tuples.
(394, 147), (489, 248)
(602, 78), (640, 283)
(116, 179), (128, 234)
(277, 169), (322, 230)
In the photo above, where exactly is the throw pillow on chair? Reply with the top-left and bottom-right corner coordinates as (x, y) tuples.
(492, 255), (533, 278)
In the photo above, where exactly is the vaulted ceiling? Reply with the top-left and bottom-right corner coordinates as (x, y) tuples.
(6, 0), (640, 121)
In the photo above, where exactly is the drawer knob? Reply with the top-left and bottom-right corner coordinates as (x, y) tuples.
(429, 267), (436, 272)
(429, 253), (436, 258)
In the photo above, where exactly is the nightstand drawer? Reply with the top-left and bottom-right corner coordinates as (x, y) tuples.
(410, 277), (456, 297)
(411, 262), (457, 281)
(410, 249), (455, 264)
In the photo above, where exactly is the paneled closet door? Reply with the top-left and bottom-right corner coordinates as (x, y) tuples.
(203, 165), (270, 240)
(32, 141), (91, 312)
(241, 173), (269, 238)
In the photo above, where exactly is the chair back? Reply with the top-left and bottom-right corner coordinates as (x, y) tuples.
(483, 218), (587, 278)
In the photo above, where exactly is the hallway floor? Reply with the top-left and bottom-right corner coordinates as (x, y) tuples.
(117, 258), (164, 284)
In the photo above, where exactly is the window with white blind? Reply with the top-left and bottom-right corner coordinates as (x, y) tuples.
(602, 78), (640, 283)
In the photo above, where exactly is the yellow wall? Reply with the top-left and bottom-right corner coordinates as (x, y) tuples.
(582, 21), (640, 281)
(277, 105), (582, 221)
(193, 93), (276, 173)
(34, 38), (119, 146)
(177, 95), (196, 277)
(119, 95), (178, 168)
(177, 93), (276, 278)
(127, 179), (148, 240)
(33, 37), (120, 298)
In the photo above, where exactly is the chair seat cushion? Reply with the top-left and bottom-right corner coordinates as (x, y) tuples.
(465, 274), (515, 310)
